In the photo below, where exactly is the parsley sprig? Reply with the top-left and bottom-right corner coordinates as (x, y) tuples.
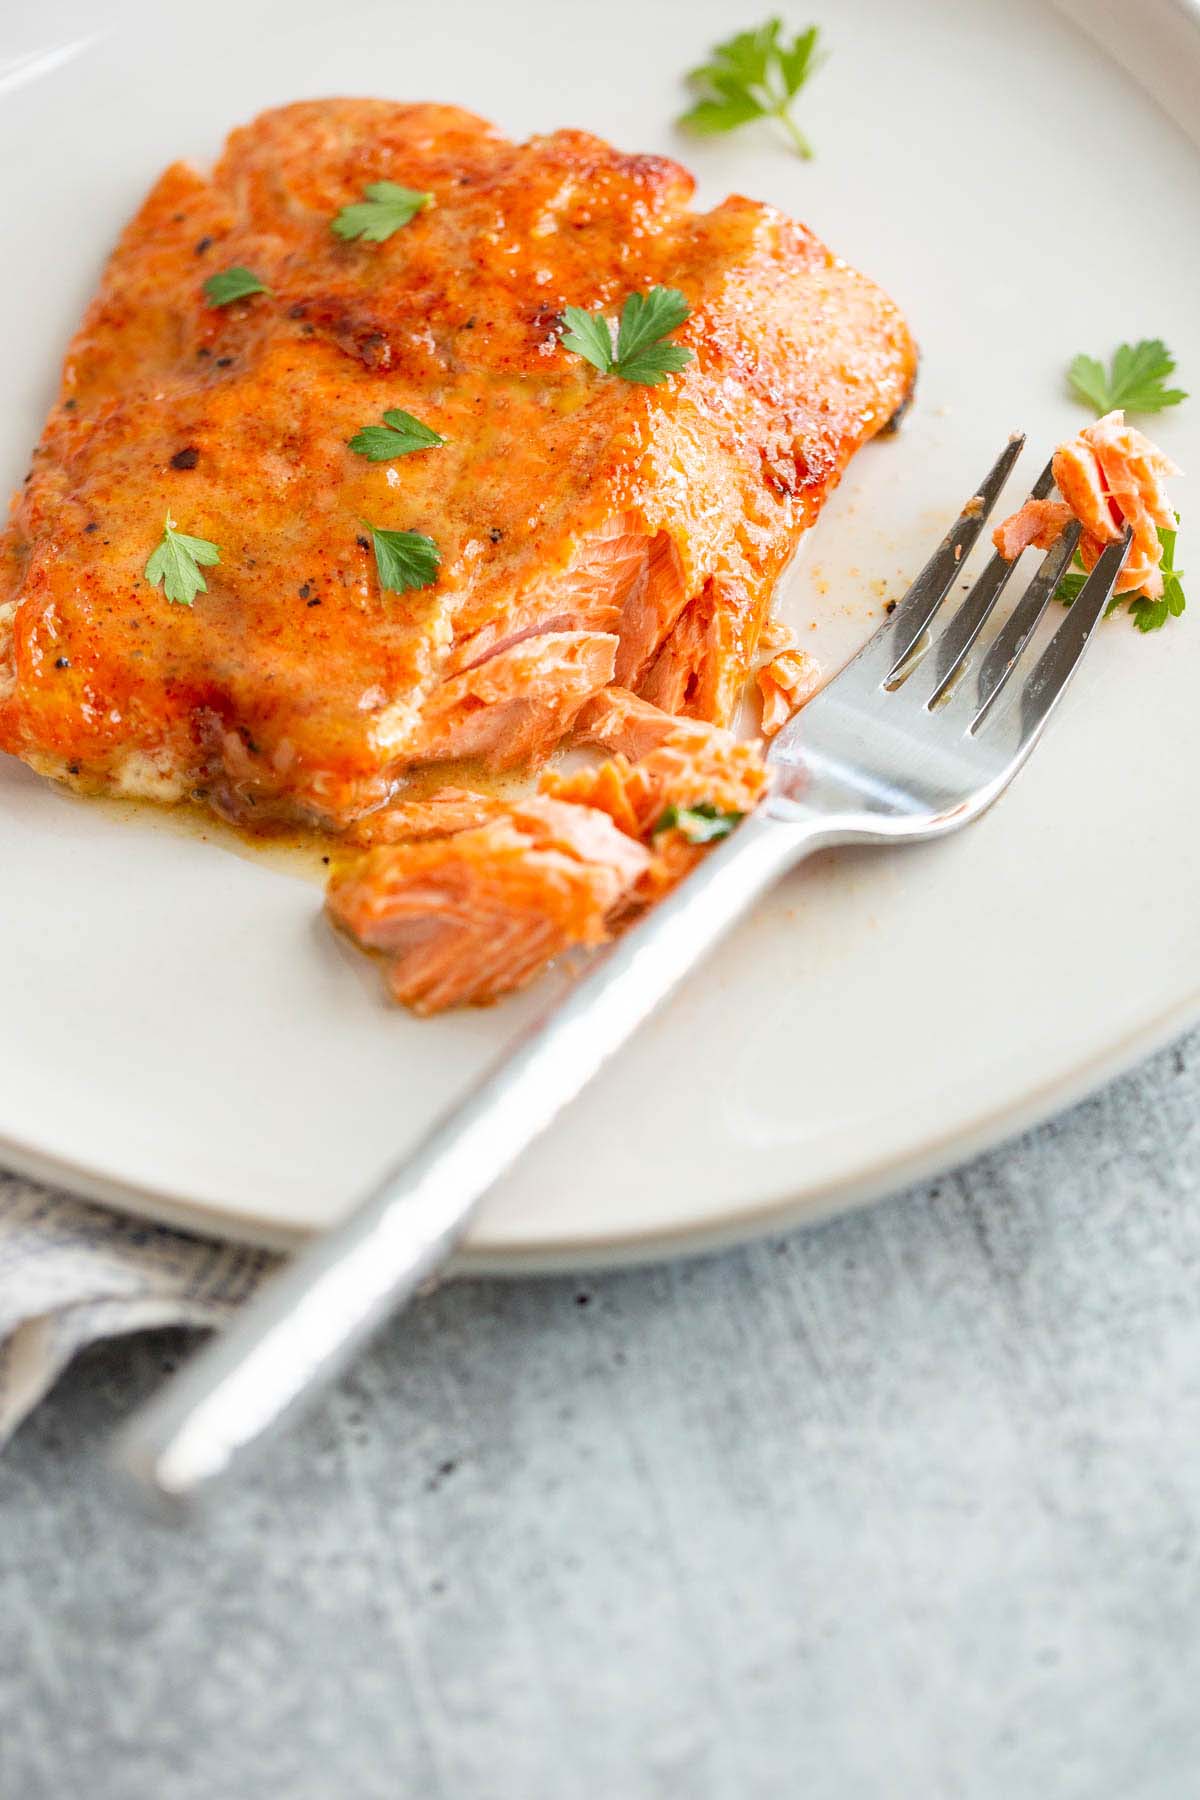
(331, 182), (432, 244)
(348, 410), (446, 462)
(679, 19), (824, 159)
(653, 802), (743, 844)
(561, 287), (694, 387)
(1067, 339), (1188, 415)
(203, 267), (271, 307)
(144, 515), (221, 607)
(364, 523), (440, 595)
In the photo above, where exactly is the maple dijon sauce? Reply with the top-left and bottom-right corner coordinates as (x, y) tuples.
(59, 754), (547, 887)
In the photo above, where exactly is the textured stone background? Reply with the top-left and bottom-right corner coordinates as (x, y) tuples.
(3, 1031), (1200, 1799)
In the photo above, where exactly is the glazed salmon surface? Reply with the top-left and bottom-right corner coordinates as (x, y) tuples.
(1, 99), (916, 1009)
(0, 99), (914, 825)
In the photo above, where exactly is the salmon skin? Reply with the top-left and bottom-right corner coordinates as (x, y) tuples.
(0, 99), (914, 829)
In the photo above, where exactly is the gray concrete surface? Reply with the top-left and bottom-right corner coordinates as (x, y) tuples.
(3, 1030), (1200, 1799)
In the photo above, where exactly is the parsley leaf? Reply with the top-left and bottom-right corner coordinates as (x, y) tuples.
(1054, 521), (1187, 632)
(679, 19), (824, 159)
(653, 802), (743, 843)
(203, 266), (271, 307)
(331, 182), (432, 243)
(364, 523), (440, 595)
(1130, 524), (1187, 632)
(348, 409), (446, 461)
(144, 515), (221, 607)
(560, 308), (616, 375)
(561, 287), (694, 386)
(1067, 339), (1188, 415)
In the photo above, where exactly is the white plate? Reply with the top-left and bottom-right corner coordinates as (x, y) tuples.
(1, 0), (1198, 1268)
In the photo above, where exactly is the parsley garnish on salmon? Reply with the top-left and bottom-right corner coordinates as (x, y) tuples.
(144, 516), (221, 607)
(561, 287), (694, 387)
(331, 182), (432, 243)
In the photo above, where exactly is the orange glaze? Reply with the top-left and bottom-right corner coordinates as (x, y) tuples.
(0, 99), (916, 835)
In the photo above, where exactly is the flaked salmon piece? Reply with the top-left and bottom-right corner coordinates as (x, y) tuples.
(759, 615), (798, 656)
(991, 498), (1076, 561)
(410, 631), (617, 768)
(994, 411), (1180, 600)
(545, 720), (765, 835)
(572, 685), (734, 761)
(1081, 412), (1179, 595)
(328, 794), (650, 1013)
(332, 717), (768, 1010)
(637, 576), (754, 725)
(612, 533), (691, 689)
(445, 516), (652, 674)
(545, 721), (768, 903)
(757, 647), (822, 736)
(345, 787), (509, 846)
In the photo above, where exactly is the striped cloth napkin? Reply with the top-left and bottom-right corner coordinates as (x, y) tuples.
(0, 1171), (276, 1444)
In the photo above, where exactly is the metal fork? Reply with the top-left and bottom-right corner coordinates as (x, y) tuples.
(114, 433), (1132, 1513)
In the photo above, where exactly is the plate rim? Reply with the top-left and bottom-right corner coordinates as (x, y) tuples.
(2, 978), (1195, 1270)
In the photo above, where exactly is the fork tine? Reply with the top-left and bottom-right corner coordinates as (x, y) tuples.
(882, 433), (1025, 677)
(842, 433), (1026, 691)
(976, 528), (1132, 746)
(936, 519), (1083, 726)
(910, 458), (1055, 705)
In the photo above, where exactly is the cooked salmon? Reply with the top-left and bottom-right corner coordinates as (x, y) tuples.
(757, 648), (822, 736)
(994, 411), (1180, 598)
(0, 99), (915, 830)
(331, 701), (770, 1006)
(328, 794), (652, 1012)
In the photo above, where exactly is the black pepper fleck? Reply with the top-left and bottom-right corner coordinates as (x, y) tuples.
(462, 316), (476, 329)
(196, 347), (212, 359)
(356, 535), (370, 551)
(67, 763), (80, 776)
(84, 522), (98, 534)
(425, 1457), (458, 1492)
(488, 527), (504, 543)
(194, 235), (213, 255)
(307, 598), (321, 608)
(54, 657), (70, 670)
(170, 446), (199, 470)
(215, 356), (234, 368)
(298, 582), (311, 599)
(321, 855), (330, 865)
(288, 302), (308, 320)
(63, 398), (76, 411)
(884, 599), (897, 614)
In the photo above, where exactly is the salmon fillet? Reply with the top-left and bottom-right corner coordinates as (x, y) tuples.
(329, 702), (769, 1008)
(993, 411), (1180, 598)
(0, 99), (915, 828)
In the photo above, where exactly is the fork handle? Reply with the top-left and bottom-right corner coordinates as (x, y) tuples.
(113, 809), (817, 1512)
